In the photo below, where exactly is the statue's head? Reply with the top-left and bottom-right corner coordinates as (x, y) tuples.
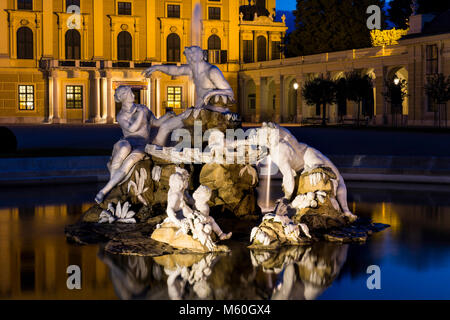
(175, 167), (190, 189)
(168, 172), (185, 192)
(114, 86), (134, 104)
(193, 185), (211, 203)
(184, 46), (204, 64)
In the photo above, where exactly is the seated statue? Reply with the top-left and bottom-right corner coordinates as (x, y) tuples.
(95, 85), (173, 203)
(192, 185), (232, 242)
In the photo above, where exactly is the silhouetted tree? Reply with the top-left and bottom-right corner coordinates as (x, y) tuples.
(345, 71), (374, 125)
(286, 0), (386, 57)
(425, 73), (450, 127)
(302, 76), (337, 125)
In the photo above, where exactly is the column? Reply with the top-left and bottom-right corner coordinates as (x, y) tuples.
(93, 0), (104, 59)
(105, 72), (115, 123)
(0, 0), (8, 58)
(52, 71), (61, 123)
(274, 76), (282, 123)
(89, 71), (101, 122)
(228, 0), (239, 63)
(42, 0), (53, 58)
(46, 72), (54, 123)
(374, 66), (386, 125)
(253, 77), (260, 123)
(101, 76), (108, 121)
(295, 74), (304, 123)
(146, 0), (156, 60)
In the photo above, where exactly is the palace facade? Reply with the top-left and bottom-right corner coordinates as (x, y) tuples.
(0, 0), (287, 123)
(239, 12), (450, 126)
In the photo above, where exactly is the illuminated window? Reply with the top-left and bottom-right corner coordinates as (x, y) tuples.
(17, 27), (33, 59)
(66, 85), (83, 109)
(167, 4), (180, 18)
(426, 45), (438, 75)
(208, 7), (221, 20)
(18, 85), (34, 110)
(243, 40), (253, 63)
(17, 0), (32, 10)
(167, 86), (182, 109)
(118, 2), (132, 15)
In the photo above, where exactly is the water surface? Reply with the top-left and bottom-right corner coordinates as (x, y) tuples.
(0, 182), (449, 300)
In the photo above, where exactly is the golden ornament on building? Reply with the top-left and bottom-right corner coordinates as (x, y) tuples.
(121, 24), (128, 31)
(370, 28), (409, 47)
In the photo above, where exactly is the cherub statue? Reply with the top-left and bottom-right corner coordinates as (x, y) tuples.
(95, 85), (174, 203)
(192, 185), (232, 241)
(162, 171), (194, 234)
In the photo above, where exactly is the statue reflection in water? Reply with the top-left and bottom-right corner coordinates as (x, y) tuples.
(251, 243), (348, 300)
(99, 242), (348, 300)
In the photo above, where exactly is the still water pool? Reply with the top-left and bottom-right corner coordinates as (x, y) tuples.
(0, 182), (449, 300)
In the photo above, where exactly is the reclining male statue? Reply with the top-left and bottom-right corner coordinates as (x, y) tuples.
(142, 46), (235, 146)
(95, 85), (174, 204)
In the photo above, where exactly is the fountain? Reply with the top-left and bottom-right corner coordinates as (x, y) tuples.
(65, 2), (388, 270)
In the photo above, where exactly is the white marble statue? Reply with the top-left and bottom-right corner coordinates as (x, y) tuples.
(143, 46), (234, 109)
(141, 46), (235, 146)
(254, 122), (356, 221)
(95, 85), (173, 203)
(161, 171), (195, 234)
(192, 185), (232, 242)
(158, 169), (231, 251)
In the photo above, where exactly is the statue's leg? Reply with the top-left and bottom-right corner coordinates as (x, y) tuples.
(95, 149), (145, 203)
(109, 140), (132, 178)
(336, 177), (357, 221)
(152, 114), (187, 147)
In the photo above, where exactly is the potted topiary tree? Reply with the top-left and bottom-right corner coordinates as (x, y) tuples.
(383, 78), (408, 127)
(302, 75), (337, 126)
(425, 73), (450, 128)
(345, 71), (374, 126)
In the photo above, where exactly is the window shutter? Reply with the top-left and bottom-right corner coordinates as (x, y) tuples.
(220, 50), (227, 64)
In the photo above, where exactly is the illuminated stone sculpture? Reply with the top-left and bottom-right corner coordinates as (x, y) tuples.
(151, 169), (231, 252)
(95, 85), (174, 204)
(254, 122), (356, 221)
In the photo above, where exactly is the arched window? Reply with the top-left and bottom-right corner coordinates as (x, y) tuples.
(167, 33), (180, 62)
(207, 35), (221, 51)
(257, 36), (266, 62)
(117, 31), (132, 61)
(207, 35), (221, 64)
(17, 27), (33, 59)
(65, 29), (81, 60)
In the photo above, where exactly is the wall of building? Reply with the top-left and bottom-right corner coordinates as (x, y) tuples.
(0, 0), (286, 124)
(239, 33), (450, 127)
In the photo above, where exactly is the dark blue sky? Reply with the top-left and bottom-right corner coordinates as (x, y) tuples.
(277, 0), (391, 12)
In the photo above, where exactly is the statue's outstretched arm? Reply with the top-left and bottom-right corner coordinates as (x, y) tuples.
(142, 64), (192, 78)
